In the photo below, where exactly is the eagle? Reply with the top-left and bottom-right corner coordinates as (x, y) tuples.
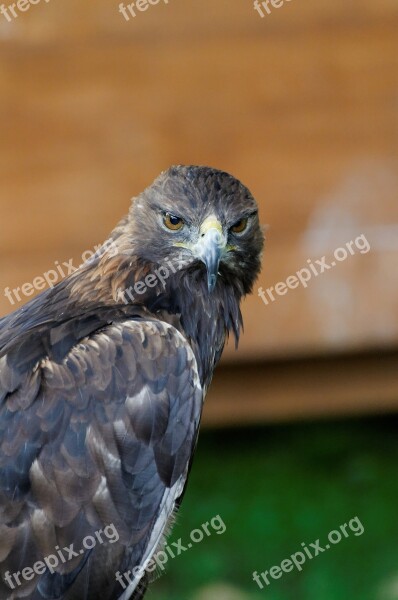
(0, 165), (263, 600)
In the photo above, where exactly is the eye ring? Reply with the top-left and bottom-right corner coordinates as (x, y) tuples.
(163, 212), (184, 231)
(230, 217), (248, 234)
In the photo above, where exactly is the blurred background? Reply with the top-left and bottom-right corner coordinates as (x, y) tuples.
(0, 0), (398, 598)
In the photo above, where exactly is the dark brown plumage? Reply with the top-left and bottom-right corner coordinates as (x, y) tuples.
(0, 165), (263, 600)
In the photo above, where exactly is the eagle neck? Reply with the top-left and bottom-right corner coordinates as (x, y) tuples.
(142, 271), (244, 388)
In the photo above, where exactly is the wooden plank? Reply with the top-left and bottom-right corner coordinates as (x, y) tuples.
(202, 351), (398, 426)
(0, 0), (397, 44)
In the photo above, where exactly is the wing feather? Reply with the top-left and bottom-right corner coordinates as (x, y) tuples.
(0, 318), (202, 600)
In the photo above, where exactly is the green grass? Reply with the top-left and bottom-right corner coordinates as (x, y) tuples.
(149, 416), (398, 600)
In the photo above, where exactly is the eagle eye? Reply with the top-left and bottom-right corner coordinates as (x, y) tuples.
(230, 217), (248, 234)
(163, 213), (184, 231)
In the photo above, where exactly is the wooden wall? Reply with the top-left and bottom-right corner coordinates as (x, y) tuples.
(0, 0), (397, 421)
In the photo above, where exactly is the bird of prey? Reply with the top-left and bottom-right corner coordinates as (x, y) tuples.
(0, 165), (263, 600)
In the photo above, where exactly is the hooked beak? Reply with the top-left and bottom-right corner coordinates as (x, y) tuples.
(195, 217), (226, 292)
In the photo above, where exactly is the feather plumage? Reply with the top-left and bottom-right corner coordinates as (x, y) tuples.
(0, 165), (263, 599)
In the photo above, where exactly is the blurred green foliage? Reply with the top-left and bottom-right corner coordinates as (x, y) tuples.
(149, 416), (398, 600)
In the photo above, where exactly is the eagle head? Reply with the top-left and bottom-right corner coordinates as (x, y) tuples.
(126, 165), (264, 296)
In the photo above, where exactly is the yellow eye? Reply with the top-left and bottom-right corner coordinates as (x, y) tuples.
(163, 213), (184, 231)
(230, 217), (248, 234)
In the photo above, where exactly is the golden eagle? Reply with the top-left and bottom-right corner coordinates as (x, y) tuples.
(0, 166), (263, 599)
